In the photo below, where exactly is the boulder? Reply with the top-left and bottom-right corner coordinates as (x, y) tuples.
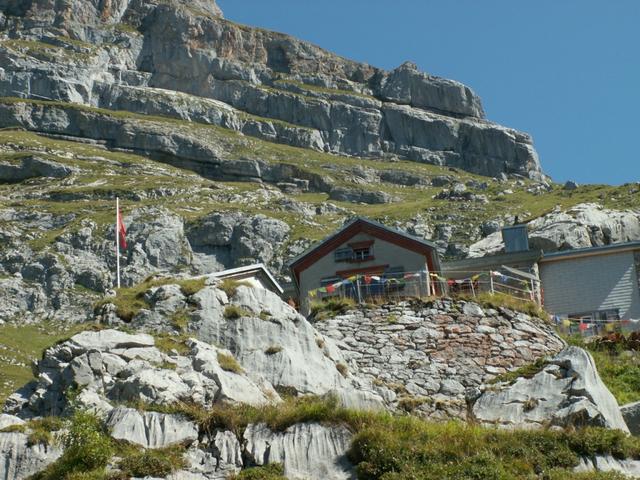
(621, 400), (640, 436)
(193, 286), (382, 407)
(243, 423), (355, 480)
(473, 347), (630, 432)
(0, 432), (62, 480)
(106, 407), (198, 448)
(378, 61), (484, 118)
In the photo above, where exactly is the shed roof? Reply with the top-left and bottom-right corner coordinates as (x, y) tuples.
(209, 263), (283, 294)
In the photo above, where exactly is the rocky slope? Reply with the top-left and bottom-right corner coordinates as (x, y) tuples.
(0, 0), (639, 324)
(2, 288), (639, 479)
(1, 1), (640, 478)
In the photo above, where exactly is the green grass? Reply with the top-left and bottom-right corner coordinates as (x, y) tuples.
(310, 297), (357, 321)
(224, 305), (252, 320)
(0, 322), (96, 407)
(95, 276), (206, 322)
(30, 410), (185, 480)
(154, 332), (190, 355)
(348, 416), (639, 479)
(217, 352), (243, 373)
(218, 278), (252, 298)
(118, 445), (186, 478)
(170, 308), (191, 331)
(2, 107), (639, 255)
(565, 335), (640, 405)
(457, 292), (549, 319)
(229, 464), (286, 480)
(489, 357), (549, 385)
(140, 395), (640, 480)
(31, 411), (115, 480)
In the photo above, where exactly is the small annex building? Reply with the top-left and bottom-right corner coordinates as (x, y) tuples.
(209, 263), (284, 296)
(539, 242), (640, 322)
(288, 217), (441, 315)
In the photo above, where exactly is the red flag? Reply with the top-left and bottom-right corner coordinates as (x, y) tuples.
(117, 208), (127, 250)
(326, 285), (335, 294)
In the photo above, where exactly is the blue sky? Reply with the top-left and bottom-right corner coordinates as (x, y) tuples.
(217, 1), (638, 185)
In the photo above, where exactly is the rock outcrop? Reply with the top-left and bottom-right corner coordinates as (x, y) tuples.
(243, 423), (355, 480)
(98, 281), (384, 410)
(0, 430), (62, 480)
(0, 0), (543, 180)
(469, 203), (640, 257)
(621, 400), (640, 436)
(473, 347), (629, 432)
(106, 407), (199, 448)
(4, 329), (277, 419)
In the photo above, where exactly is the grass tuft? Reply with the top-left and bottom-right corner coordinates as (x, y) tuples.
(218, 279), (253, 298)
(224, 305), (252, 320)
(217, 352), (243, 373)
(310, 297), (356, 321)
(456, 292), (549, 319)
(228, 463), (286, 480)
(489, 357), (549, 385)
(118, 445), (186, 478)
(94, 277), (205, 322)
(265, 346), (283, 355)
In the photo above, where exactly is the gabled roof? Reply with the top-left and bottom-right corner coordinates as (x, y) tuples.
(540, 241), (640, 263)
(209, 263), (283, 294)
(288, 217), (439, 275)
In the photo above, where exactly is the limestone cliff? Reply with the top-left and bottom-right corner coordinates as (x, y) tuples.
(0, 0), (542, 179)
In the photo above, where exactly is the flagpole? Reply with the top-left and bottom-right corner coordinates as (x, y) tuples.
(116, 196), (121, 289)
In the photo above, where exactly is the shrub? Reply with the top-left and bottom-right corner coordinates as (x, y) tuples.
(31, 411), (114, 480)
(224, 305), (251, 320)
(218, 352), (243, 373)
(118, 445), (186, 477)
(228, 463), (286, 480)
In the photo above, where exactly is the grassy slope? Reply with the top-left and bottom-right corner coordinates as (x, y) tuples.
(151, 396), (636, 480)
(0, 322), (94, 406)
(1, 124), (639, 251)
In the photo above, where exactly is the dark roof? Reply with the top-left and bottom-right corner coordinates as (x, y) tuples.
(540, 241), (640, 262)
(288, 217), (438, 269)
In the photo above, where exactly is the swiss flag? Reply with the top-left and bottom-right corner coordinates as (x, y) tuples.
(117, 207), (127, 250)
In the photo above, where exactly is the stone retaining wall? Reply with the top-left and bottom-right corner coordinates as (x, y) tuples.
(315, 299), (565, 420)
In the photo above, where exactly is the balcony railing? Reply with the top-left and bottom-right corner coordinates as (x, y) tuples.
(308, 269), (541, 305)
